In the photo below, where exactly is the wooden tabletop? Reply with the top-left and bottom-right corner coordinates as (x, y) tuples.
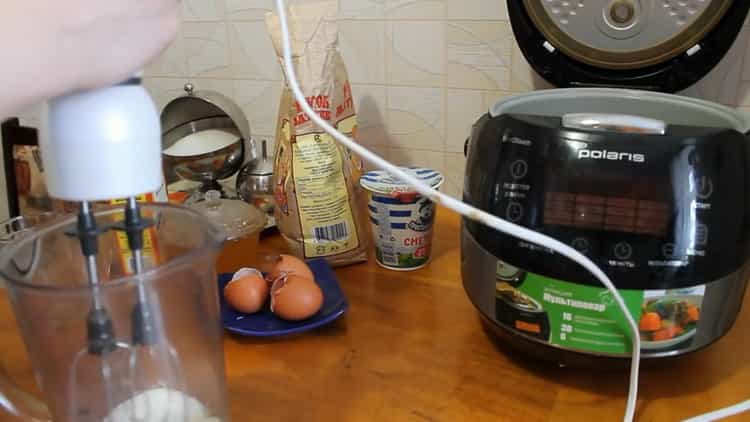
(2, 209), (750, 421)
(229, 209), (750, 421)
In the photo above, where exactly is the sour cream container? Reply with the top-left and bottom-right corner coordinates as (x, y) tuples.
(360, 167), (444, 271)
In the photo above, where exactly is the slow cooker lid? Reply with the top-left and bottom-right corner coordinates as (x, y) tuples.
(489, 88), (750, 133)
(524, 0), (732, 70)
(510, 0), (750, 92)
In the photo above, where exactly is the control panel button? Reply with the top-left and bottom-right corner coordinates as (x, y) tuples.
(662, 243), (676, 258)
(571, 238), (590, 254)
(510, 160), (529, 179)
(613, 242), (633, 260)
(696, 176), (713, 200)
(506, 202), (524, 223)
(695, 223), (708, 246)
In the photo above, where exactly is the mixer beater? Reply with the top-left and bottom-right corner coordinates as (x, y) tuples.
(68, 200), (134, 418)
(68, 198), (188, 420)
(119, 198), (184, 397)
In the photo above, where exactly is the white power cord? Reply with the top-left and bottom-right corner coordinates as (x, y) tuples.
(271, 3), (640, 421)
(683, 400), (750, 422)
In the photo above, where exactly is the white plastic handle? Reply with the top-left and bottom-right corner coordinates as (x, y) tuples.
(562, 113), (667, 134)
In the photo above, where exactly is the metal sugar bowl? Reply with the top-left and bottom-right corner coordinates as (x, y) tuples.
(160, 83), (255, 200)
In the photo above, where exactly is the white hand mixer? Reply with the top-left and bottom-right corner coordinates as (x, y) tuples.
(41, 79), (195, 421)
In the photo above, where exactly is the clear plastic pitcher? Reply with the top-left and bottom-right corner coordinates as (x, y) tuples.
(0, 203), (228, 421)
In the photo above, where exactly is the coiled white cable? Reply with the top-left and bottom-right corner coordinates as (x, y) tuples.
(271, 2), (643, 420)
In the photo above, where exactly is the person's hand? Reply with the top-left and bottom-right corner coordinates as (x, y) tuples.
(0, 0), (180, 117)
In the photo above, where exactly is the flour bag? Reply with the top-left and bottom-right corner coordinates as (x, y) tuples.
(266, 1), (368, 266)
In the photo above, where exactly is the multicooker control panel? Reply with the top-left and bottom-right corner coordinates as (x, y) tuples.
(463, 113), (750, 289)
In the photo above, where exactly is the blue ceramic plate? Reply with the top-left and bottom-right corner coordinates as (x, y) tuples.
(219, 258), (348, 337)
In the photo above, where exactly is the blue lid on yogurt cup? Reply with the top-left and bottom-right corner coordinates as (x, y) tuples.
(360, 167), (444, 196)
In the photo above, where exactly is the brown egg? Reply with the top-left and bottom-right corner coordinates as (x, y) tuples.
(270, 275), (324, 321)
(223, 269), (269, 314)
(267, 254), (314, 282)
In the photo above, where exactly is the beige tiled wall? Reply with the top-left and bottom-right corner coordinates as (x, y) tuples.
(14, 1), (750, 204)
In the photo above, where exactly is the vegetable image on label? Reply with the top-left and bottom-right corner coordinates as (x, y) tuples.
(639, 289), (703, 350)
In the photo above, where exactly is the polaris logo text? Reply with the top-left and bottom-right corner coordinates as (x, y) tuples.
(577, 149), (645, 163)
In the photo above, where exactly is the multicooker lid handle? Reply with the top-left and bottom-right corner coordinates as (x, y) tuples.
(562, 113), (667, 135)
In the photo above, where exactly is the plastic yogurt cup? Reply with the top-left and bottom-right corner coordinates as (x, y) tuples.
(360, 167), (444, 271)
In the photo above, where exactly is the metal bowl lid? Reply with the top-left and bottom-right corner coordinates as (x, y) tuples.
(161, 83), (252, 150)
(190, 190), (266, 241)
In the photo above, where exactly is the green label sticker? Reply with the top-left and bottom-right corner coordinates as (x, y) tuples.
(495, 262), (708, 355)
(518, 274), (643, 354)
